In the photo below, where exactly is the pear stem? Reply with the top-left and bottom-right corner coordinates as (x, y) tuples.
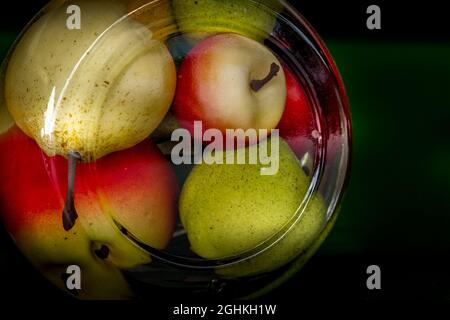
(62, 151), (81, 231)
(250, 62), (280, 92)
(94, 245), (110, 260)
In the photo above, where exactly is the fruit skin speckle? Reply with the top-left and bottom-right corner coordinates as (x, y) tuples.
(5, 0), (176, 162)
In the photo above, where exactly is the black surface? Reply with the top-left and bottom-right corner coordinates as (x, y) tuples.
(1, 1), (450, 41)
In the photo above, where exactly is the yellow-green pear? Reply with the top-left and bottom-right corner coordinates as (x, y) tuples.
(243, 210), (339, 298)
(179, 136), (327, 278)
(0, 108), (12, 134)
(172, 0), (284, 42)
(127, 0), (177, 40)
(0, 100), (13, 135)
(5, 0), (176, 162)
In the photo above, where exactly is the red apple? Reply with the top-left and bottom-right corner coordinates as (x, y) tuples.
(173, 33), (286, 141)
(0, 126), (177, 299)
(278, 66), (317, 159)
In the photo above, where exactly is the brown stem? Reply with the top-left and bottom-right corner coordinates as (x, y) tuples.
(250, 62), (280, 92)
(62, 151), (81, 231)
(94, 245), (110, 260)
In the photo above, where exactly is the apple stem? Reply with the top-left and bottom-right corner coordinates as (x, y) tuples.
(62, 151), (81, 231)
(250, 62), (280, 92)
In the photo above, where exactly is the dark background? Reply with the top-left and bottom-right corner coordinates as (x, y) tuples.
(0, 0), (449, 311)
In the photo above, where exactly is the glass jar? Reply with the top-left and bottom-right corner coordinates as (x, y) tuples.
(0, 0), (351, 299)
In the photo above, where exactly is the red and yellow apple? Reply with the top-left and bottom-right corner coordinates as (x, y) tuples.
(0, 126), (177, 299)
(173, 33), (286, 140)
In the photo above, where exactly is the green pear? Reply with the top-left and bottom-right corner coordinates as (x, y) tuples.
(242, 209), (339, 298)
(172, 0), (283, 42)
(179, 136), (327, 278)
(5, 0), (176, 162)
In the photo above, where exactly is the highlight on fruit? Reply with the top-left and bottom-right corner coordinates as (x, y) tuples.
(0, 0), (351, 300)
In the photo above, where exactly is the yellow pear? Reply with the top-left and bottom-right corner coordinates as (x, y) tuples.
(5, 0), (176, 230)
(5, 0), (176, 162)
(179, 136), (327, 278)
